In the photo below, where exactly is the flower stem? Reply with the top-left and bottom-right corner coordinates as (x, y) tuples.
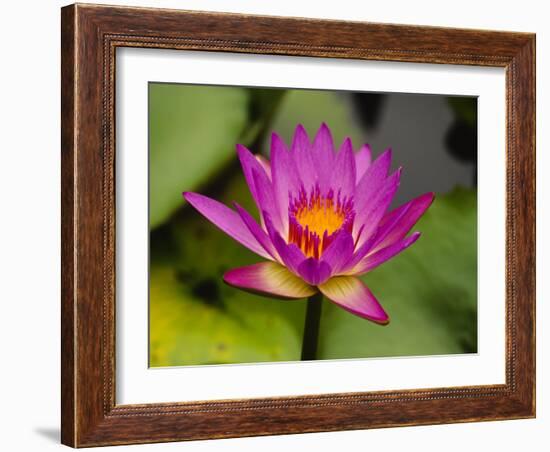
(301, 293), (323, 361)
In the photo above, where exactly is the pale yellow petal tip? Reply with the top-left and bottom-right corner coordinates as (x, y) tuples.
(223, 261), (317, 300)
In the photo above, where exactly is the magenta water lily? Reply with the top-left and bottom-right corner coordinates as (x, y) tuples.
(183, 124), (434, 325)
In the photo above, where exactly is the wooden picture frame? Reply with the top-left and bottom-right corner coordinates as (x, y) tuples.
(61, 3), (535, 447)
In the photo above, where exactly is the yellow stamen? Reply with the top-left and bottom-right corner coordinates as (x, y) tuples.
(295, 197), (345, 238)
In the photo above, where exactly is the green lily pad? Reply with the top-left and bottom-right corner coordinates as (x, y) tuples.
(149, 264), (303, 366)
(149, 84), (285, 229)
(149, 83), (249, 229)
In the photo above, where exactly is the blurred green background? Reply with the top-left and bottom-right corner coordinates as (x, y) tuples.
(148, 82), (478, 367)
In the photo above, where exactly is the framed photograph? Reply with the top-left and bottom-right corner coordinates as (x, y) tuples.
(61, 3), (535, 447)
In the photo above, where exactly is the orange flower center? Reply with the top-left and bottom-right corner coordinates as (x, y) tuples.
(294, 197), (346, 238)
(288, 186), (354, 259)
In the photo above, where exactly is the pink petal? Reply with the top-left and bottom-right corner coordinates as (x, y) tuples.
(330, 137), (356, 198)
(263, 212), (307, 275)
(270, 133), (300, 236)
(355, 144), (372, 181)
(319, 276), (389, 324)
(340, 233), (378, 273)
(350, 232), (421, 275)
(252, 168), (284, 233)
(255, 155), (272, 180)
(234, 203), (279, 260)
(297, 258), (332, 286)
(320, 230), (355, 275)
(353, 148), (392, 218)
(291, 124), (317, 191)
(312, 123), (335, 192)
(236, 144), (270, 211)
(224, 262), (317, 299)
(354, 168), (401, 248)
(183, 192), (272, 260)
(372, 192), (434, 253)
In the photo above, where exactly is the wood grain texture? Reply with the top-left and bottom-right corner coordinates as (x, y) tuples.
(60, 5), (76, 446)
(60, 3), (536, 447)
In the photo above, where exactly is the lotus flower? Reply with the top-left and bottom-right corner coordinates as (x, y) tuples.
(183, 124), (434, 325)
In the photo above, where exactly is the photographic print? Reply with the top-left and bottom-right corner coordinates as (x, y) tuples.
(148, 83), (478, 367)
